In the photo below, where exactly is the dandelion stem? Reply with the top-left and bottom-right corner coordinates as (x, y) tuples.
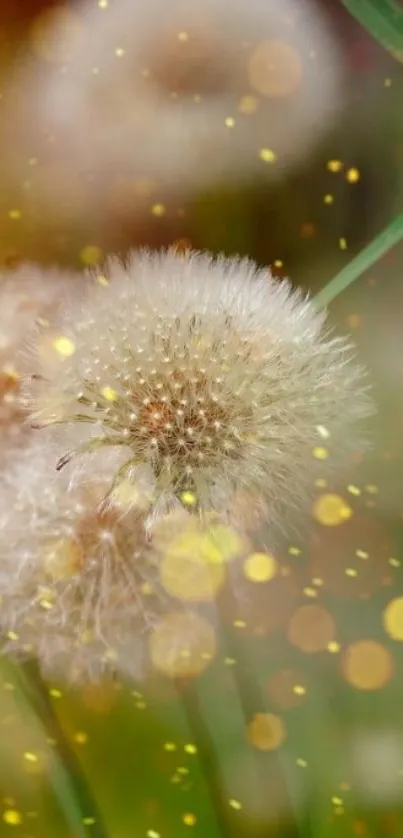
(10, 658), (109, 838)
(314, 213), (403, 309)
(341, 0), (403, 63)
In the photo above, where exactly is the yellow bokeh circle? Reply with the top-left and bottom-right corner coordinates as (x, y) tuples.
(312, 494), (352, 527)
(383, 597), (403, 641)
(149, 612), (216, 678)
(243, 552), (278, 583)
(247, 713), (287, 751)
(342, 640), (394, 691)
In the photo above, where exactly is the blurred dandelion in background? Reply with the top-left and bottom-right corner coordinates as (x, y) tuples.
(0, 0), (343, 224)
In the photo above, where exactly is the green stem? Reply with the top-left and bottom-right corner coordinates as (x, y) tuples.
(314, 214), (403, 309)
(341, 0), (403, 62)
(10, 658), (109, 838)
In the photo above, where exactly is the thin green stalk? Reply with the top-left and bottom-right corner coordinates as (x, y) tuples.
(314, 214), (403, 309)
(341, 0), (403, 62)
(9, 658), (109, 838)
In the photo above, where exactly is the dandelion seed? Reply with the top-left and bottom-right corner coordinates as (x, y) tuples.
(26, 249), (372, 538)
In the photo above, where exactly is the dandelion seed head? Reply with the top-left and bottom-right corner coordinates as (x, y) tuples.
(0, 439), (170, 682)
(26, 250), (373, 539)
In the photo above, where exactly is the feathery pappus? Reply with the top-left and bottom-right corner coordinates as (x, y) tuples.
(24, 249), (373, 538)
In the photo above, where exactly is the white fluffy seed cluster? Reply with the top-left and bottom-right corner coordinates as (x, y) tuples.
(27, 249), (372, 531)
(0, 249), (372, 682)
(0, 440), (170, 682)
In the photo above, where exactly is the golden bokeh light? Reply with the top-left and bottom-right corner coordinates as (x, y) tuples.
(248, 40), (303, 98)
(342, 641), (394, 690)
(243, 552), (278, 583)
(312, 493), (353, 527)
(160, 550), (225, 602)
(149, 612), (216, 678)
(287, 605), (336, 653)
(383, 597), (403, 641)
(247, 713), (287, 751)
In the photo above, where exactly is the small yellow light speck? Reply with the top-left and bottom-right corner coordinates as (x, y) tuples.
(332, 796), (343, 806)
(315, 478), (327, 488)
(100, 386), (118, 402)
(312, 447), (329, 460)
(260, 147), (277, 163)
(24, 752), (38, 763)
(316, 425), (330, 439)
(180, 491), (197, 507)
(74, 732), (88, 744)
(147, 831), (160, 838)
(233, 620), (246, 628)
(274, 259), (283, 268)
(184, 743), (197, 754)
(384, 77), (392, 87)
(339, 237), (348, 250)
(327, 160), (343, 172)
(177, 31), (189, 42)
(164, 742), (177, 752)
(225, 117), (235, 127)
(183, 813), (197, 826)
(152, 203), (166, 217)
(296, 758), (308, 767)
(312, 577), (324, 586)
(8, 209), (21, 220)
(303, 587), (318, 598)
(356, 550), (369, 559)
(39, 598), (53, 609)
(80, 245), (103, 265)
(346, 168), (360, 183)
(177, 766), (189, 775)
(345, 568), (358, 577)
(49, 688), (62, 698)
(52, 336), (76, 357)
(328, 642), (340, 654)
(293, 685), (306, 695)
(324, 194), (334, 204)
(229, 799), (242, 810)
(3, 809), (22, 825)
(83, 817), (96, 826)
(115, 47), (125, 57)
(96, 274), (109, 287)
(288, 546), (301, 556)
(347, 484), (361, 496)
(98, 0), (108, 6)
(224, 657), (236, 665)
(7, 631), (18, 641)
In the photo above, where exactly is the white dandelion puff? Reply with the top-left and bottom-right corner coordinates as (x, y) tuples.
(25, 249), (373, 538)
(0, 439), (175, 682)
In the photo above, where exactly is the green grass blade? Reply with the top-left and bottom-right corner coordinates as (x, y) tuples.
(314, 214), (403, 309)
